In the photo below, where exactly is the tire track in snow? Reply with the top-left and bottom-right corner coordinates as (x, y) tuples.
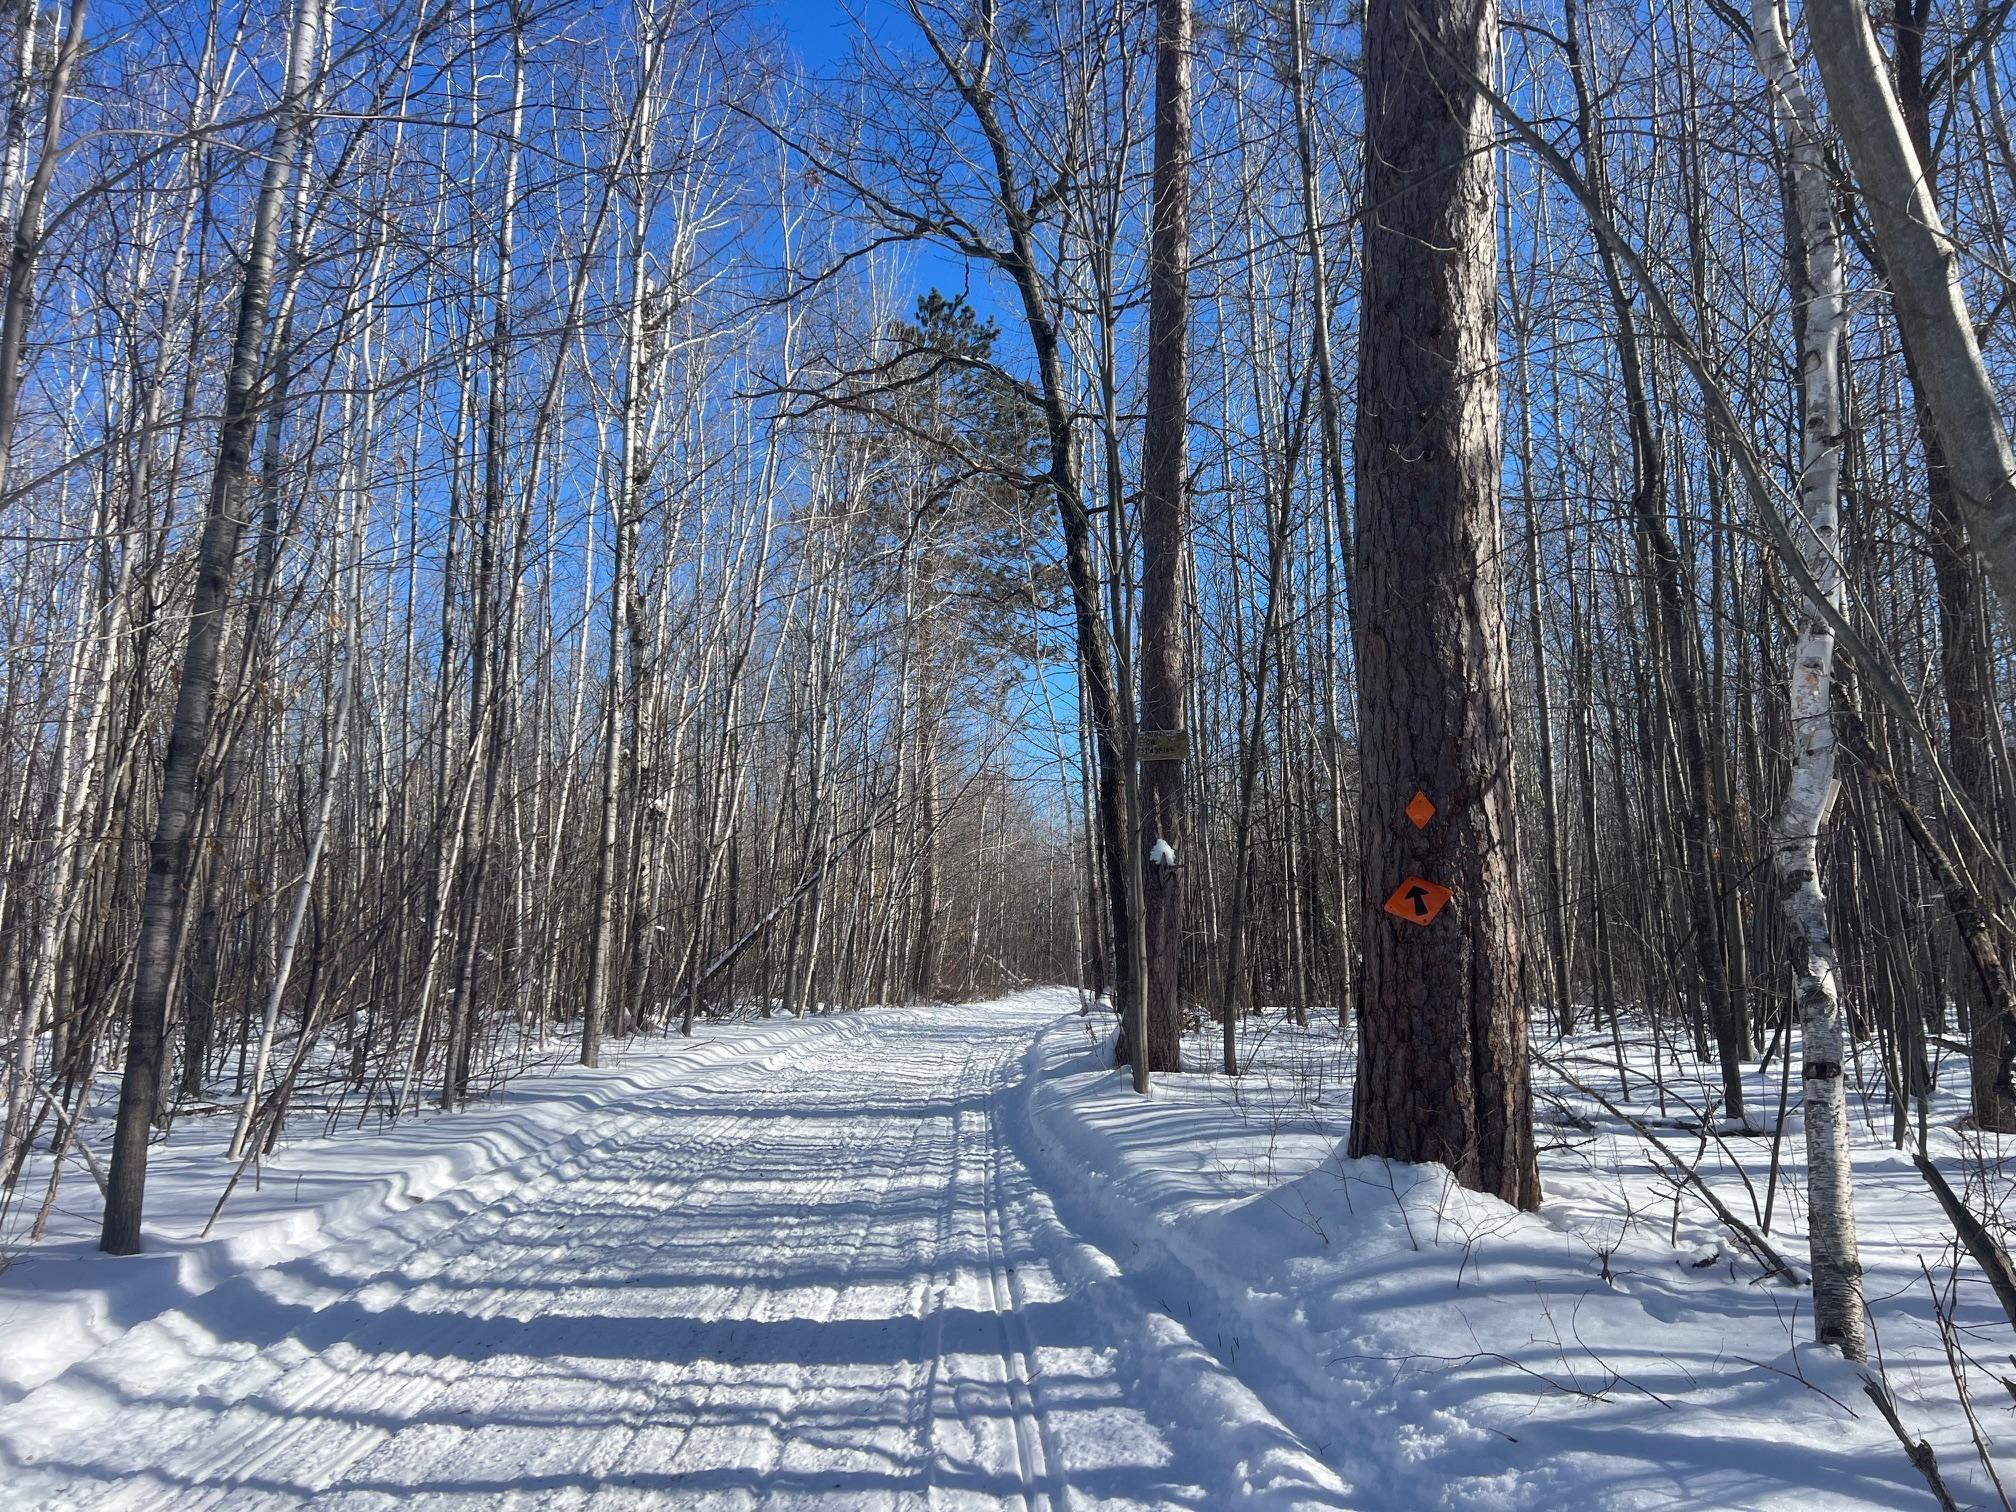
(39, 1103), (764, 1506)
(0, 1018), (878, 1504)
(972, 1057), (1060, 1512)
(580, 1080), (946, 1507)
(305, 1030), (930, 1503)
(907, 1065), (968, 1511)
(213, 1111), (767, 1504)
(2, 1111), (703, 1504)
(3, 1002), (1351, 1508)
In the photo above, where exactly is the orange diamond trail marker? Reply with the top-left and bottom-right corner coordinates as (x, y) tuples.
(1383, 876), (1453, 926)
(1406, 791), (1436, 829)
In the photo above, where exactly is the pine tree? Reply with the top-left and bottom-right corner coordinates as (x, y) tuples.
(1348, 0), (1538, 1210)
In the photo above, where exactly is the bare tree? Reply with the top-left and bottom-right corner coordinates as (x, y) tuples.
(101, 0), (326, 1256)
(1805, 0), (2016, 625)
(1753, 0), (1867, 1362)
(1137, 0), (1192, 1076)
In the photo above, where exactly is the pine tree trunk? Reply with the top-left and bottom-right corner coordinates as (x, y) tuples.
(1349, 0), (1538, 1210)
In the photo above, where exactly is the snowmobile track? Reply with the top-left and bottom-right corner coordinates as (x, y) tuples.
(0, 1002), (1347, 1509)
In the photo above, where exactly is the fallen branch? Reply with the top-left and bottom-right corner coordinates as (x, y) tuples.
(680, 805), (893, 1000)
(1863, 1376), (1961, 1512)
(1921, 1257), (2015, 1511)
(37, 1082), (106, 1197)
(1914, 1151), (2016, 1332)
(1538, 1051), (1804, 1285)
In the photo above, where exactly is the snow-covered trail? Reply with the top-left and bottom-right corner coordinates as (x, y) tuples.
(0, 998), (1348, 1509)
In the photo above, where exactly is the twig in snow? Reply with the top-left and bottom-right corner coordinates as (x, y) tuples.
(1539, 1051), (1803, 1285)
(1734, 1352), (1859, 1417)
(1921, 1256), (2014, 1510)
(1330, 1342), (1667, 1409)
(1370, 1158), (1420, 1252)
(35, 1082), (106, 1197)
(1862, 1375), (1961, 1512)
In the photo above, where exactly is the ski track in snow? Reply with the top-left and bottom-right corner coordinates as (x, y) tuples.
(0, 998), (1349, 1509)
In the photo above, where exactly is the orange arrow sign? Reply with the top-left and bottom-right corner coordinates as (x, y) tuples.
(1383, 876), (1453, 926)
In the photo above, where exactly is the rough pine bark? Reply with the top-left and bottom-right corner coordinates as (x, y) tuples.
(1138, 0), (1191, 1074)
(1348, 0), (1538, 1210)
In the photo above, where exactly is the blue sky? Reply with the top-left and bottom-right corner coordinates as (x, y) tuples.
(760, 1), (896, 72)
(756, 0), (1012, 325)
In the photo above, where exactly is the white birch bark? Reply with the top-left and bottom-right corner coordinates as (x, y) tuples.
(1753, 0), (1866, 1362)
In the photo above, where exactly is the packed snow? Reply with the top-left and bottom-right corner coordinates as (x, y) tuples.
(0, 991), (2005, 1507)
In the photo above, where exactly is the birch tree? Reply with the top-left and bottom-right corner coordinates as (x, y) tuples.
(1804, 0), (2016, 628)
(1753, 0), (1867, 1362)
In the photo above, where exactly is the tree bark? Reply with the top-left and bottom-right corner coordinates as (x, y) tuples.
(1805, 0), (2016, 627)
(910, 12), (1139, 1081)
(1349, 0), (1538, 1210)
(1890, 0), (2014, 1131)
(0, 0), (85, 503)
(101, 0), (322, 1255)
(1753, 0), (1868, 1361)
(1562, 0), (1743, 1116)
(1138, 0), (1191, 1075)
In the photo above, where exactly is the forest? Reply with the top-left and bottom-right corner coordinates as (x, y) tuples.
(1, 0), (2015, 1504)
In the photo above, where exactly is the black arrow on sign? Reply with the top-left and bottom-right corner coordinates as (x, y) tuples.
(1406, 884), (1431, 918)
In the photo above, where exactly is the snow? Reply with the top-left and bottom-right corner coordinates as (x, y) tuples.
(0, 992), (2004, 1507)
(0, 1000), (1344, 1507)
(1019, 1005), (2007, 1509)
(1149, 839), (1176, 868)
(0, 1013), (865, 1409)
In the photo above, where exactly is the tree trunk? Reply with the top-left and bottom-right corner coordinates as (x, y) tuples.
(1138, 0), (1191, 1075)
(227, 663), (352, 1160)
(1562, 0), (1743, 1116)
(1753, 0), (1868, 1361)
(927, 25), (1138, 1081)
(1349, 0), (1538, 1210)
(1804, 0), (2016, 627)
(1891, 0), (2014, 1132)
(0, 0), (86, 502)
(101, 0), (322, 1255)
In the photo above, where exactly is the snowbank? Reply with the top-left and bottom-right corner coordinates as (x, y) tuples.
(1009, 1005), (1996, 1510)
